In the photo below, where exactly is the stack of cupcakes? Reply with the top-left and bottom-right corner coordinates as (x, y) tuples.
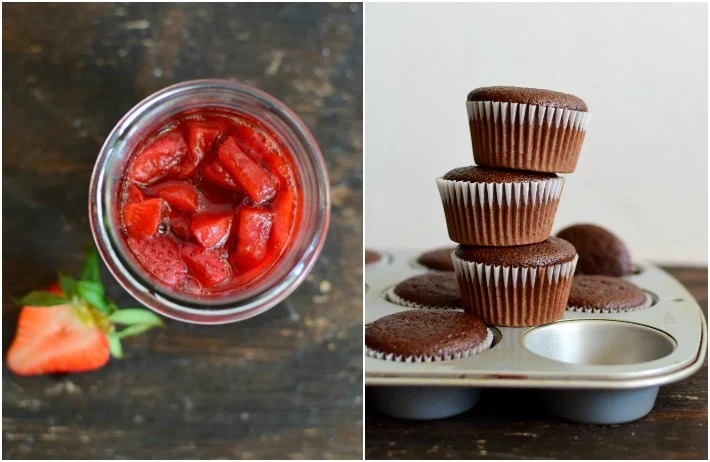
(436, 86), (590, 327)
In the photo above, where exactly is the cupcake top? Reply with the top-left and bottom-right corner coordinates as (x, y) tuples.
(392, 272), (460, 308)
(417, 247), (456, 271)
(467, 86), (588, 112)
(366, 311), (489, 359)
(568, 275), (647, 310)
(556, 224), (632, 276)
(365, 249), (383, 265)
(443, 166), (557, 183)
(455, 237), (576, 267)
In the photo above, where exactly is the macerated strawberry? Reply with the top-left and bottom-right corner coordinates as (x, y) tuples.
(128, 131), (187, 185)
(168, 210), (192, 240)
(202, 159), (242, 191)
(218, 137), (277, 203)
(149, 181), (199, 213)
(191, 212), (233, 249)
(127, 236), (187, 287)
(269, 186), (298, 250)
(122, 198), (165, 240)
(181, 244), (232, 288)
(6, 285), (110, 376)
(126, 184), (145, 204)
(234, 206), (274, 268)
(171, 123), (221, 179)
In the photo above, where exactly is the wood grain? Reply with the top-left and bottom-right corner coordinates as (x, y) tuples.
(2, 3), (363, 459)
(366, 266), (708, 460)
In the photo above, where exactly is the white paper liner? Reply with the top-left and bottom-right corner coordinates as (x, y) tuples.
(567, 292), (654, 314)
(385, 285), (462, 311)
(466, 100), (589, 173)
(365, 328), (494, 363)
(453, 254), (578, 288)
(453, 253), (579, 326)
(467, 101), (589, 131)
(436, 176), (564, 246)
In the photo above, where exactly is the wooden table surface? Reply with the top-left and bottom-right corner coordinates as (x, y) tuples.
(2, 4), (363, 459)
(366, 266), (708, 460)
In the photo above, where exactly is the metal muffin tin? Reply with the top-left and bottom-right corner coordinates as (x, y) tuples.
(365, 249), (707, 424)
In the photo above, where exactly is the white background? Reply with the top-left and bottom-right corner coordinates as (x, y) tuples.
(365, 3), (708, 265)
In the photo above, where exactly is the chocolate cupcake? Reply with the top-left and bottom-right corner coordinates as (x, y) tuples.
(416, 247), (456, 271)
(556, 224), (633, 276)
(467, 86), (589, 173)
(388, 272), (461, 310)
(567, 275), (649, 313)
(365, 310), (493, 362)
(366, 248), (387, 268)
(453, 237), (578, 326)
(437, 166), (565, 246)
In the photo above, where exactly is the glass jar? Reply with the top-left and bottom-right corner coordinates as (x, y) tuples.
(89, 79), (330, 324)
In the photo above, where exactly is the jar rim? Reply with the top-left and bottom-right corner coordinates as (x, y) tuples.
(89, 79), (330, 324)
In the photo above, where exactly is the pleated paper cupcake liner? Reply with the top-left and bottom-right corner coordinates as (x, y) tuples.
(567, 292), (653, 314)
(453, 254), (578, 327)
(436, 176), (565, 246)
(365, 328), (494, 363)
(385, 285), (462, 311)
(466, 100), (589, 173)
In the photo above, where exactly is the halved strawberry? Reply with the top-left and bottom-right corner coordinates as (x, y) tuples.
(149, 181), (199, 213)
(218, 137), (278, 203)
(180, 244), (232, 288)
(170, 123), (221, 179)
(125, 184), (145, 204)
(233, 206), (274, 269)
(127, 235), (187, 287)
(122, 198), (165, 240)
(202, 159), (242, 191)
(191, 212), (233, 249)
(128, 131), (187, 185)
(168, 210), (192, 240)
(6, 285), (110, 376)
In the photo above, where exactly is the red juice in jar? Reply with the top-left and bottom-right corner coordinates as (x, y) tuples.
(118, 109), (302, 296)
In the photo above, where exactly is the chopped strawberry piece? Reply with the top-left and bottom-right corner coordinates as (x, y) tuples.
(270, 187), (298, 250)
(191, 212), (233, 249)
(149, 181), (199, 213)
(127, 236), (187, 287)
(234, 206), (274, 269)
(6, 290), (110, 375)
(218, 137), (277, 203)
(180, 244), (232, 288)
(122, 198), (165, 240)
(168, 210), (192, 240)
(171, 123), (221, 179)
(202, 159), (242, 191)
(126, 184), (145, 204)
(128, 131), (187, 185)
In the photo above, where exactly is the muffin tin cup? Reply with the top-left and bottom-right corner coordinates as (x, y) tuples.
(369, 386), (481, 420)
(466, 101), (589, 173)
(436, 177), (565, 246)
(366, 249), (706, 424)
(452, 253), (578, 327)
(385, 285), (461, 311)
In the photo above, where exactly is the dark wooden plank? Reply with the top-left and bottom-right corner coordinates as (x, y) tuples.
(365, 266), (708, 460)
(2, 3), (363, 459)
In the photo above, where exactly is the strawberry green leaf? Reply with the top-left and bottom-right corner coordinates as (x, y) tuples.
(15, 291), (69, 307)
(58, 272), (77, 298)
(76, 281), (109, 313)
(115, 323), (162, 339)
(107, 333), (124, 359)
(109, 309), (164, 326)
(81, 247), (101, 283)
